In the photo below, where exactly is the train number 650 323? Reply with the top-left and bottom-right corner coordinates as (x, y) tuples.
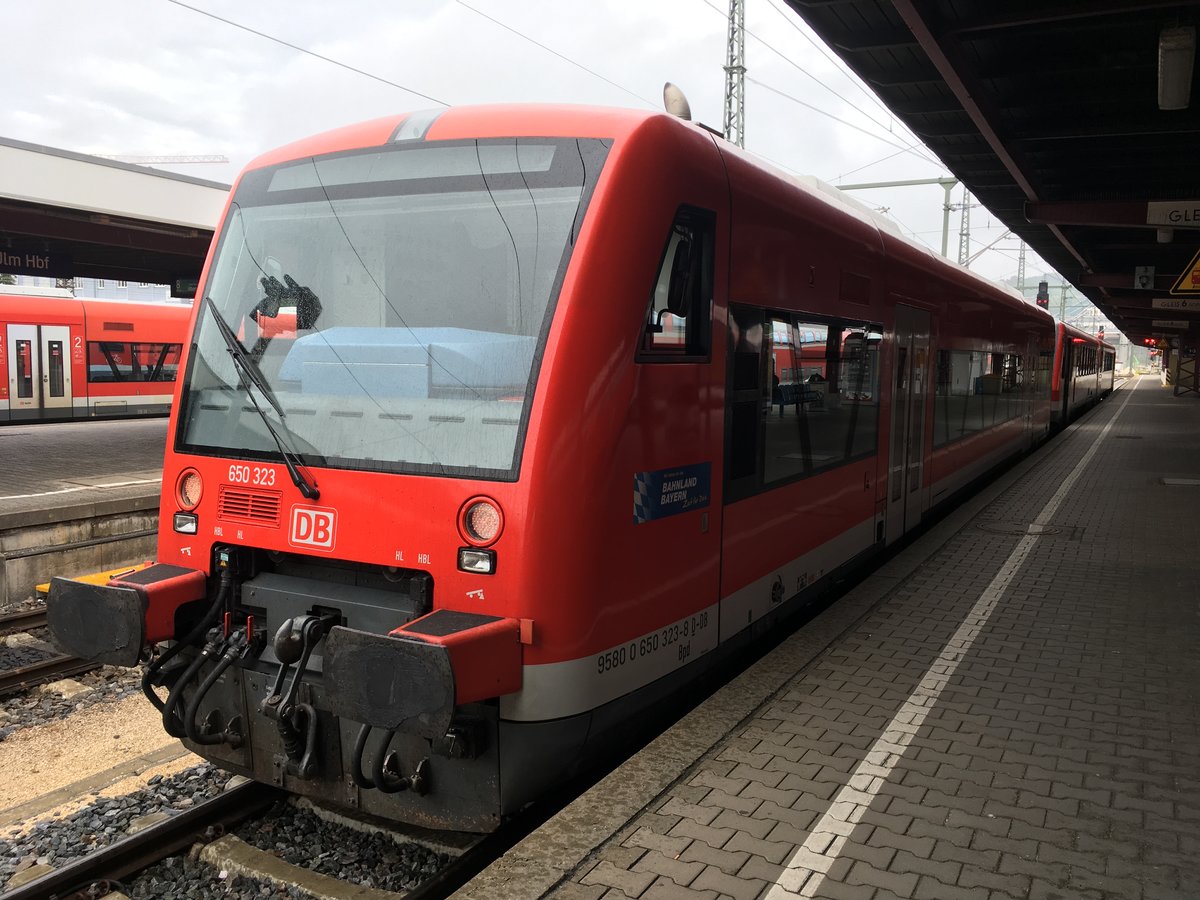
(228, 464), (277, 486)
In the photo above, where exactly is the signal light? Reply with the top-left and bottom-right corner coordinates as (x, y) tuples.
(1035, 280), (1050, 308)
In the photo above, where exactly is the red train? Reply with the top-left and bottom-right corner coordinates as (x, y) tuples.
(0, 291), (190, 423)
(48, 105), (1115, 831)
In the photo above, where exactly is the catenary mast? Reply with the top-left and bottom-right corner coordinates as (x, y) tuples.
(723, 0), (746, 147)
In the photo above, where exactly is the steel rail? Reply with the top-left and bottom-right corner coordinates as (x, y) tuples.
(1, 781), (281, 900)
(0, 608), (48, 637)
(0, 655), (99, 698)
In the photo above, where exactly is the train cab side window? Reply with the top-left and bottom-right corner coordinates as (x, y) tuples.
(640, 206), (714, 359)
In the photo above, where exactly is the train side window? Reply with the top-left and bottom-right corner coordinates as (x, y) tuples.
(728, 306), (881, 497)
(640, 206), (714, 359)
(934, 350), (951, 446)
(47, 341), (65, 397)
(936, 349), (1026, 447)
(934, 350), (970, 445)
(726, 304), (764, 489)
(88, 341), (181, 383)
(1038, 349), (1053, 396)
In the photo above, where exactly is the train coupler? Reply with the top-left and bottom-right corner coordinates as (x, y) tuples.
(260, 613), (335, 779)
(273, 701), (319, 778)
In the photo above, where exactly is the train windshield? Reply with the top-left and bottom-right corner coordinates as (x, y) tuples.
(179, 138), (608, 480)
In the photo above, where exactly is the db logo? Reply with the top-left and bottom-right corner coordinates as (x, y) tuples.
(289, 505), (337, 551)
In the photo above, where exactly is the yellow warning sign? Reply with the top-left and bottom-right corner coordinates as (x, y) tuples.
(1169, 247), (1200, 295)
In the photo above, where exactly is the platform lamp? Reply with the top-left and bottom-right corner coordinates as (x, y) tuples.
(1159, 25), (1196, 110)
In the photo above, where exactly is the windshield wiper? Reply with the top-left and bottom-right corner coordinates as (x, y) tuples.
(203, 296), (320, 501)
(205, 295), (284, 418)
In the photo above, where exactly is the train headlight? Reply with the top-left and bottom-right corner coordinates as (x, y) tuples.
(176, 469), (203, 510)
(458, 497), (503, 547)
(173, 512), (198, 534)
(458, 547), (496, 574)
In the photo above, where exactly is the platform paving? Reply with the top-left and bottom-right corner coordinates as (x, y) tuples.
(0, 417), (166, 520)
(461, 377), (1200, 900)
(0, 418), (167, 605)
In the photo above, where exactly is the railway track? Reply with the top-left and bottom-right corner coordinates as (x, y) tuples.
(0, 654), (99, 698)
(0, 607), (47, 637)
(1, 776), (500, 899)
(2, 780), (282, 900)
(0, 606), (100, 698)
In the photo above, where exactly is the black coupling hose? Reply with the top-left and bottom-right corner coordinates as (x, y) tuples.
(351, 724), (375, 789)
(160, 632), (226, 739)
(141, 570), (232, 713)
(183, 635), (246, 746)
(371, 729), (410, 794)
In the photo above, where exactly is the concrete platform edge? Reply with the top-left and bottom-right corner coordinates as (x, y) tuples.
(0, 488), (160, 532)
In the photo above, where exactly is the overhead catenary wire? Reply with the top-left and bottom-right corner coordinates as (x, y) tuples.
(827, 143), (937, 184)
(760, 0), (913, 137)
(748, 76), (943, 165)
(455, 1), (659, 109)
(163, 0), (449, 106)
(161, 0), (1014, 280)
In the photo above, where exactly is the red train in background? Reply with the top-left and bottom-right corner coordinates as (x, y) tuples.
(0, 290), (191, 423)
(1051, 321), (1116, 426)
(49, 104), (1116, 831)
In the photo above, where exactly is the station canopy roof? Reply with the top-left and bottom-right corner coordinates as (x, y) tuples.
(0, 137), (228, 292)
(786, 0), (1200, 344)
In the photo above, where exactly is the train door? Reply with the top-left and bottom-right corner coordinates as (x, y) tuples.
(886, 305), (930, 542)
(5, 324), (73, 416)
(1059, 339), (1073, 422)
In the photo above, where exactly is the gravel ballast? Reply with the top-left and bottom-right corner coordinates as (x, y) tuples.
(236, 800), (451, 892)
(0, 763), (230, 889)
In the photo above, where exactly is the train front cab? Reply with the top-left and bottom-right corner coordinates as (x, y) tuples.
(48, 109), (727, 831)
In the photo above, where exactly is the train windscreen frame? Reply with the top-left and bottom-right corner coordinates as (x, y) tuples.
(177, 137), (609, 481)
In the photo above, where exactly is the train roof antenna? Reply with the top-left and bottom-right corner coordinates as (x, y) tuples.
(663, 83), (692, 120)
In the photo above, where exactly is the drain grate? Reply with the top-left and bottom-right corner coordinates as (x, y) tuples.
(976, 522), (1083, 539)
(1161, 477), (1200, 486)
(1114, 435), (1143, 440)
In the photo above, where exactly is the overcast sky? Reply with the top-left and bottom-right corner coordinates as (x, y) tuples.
(6, 0), (1064, 286)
